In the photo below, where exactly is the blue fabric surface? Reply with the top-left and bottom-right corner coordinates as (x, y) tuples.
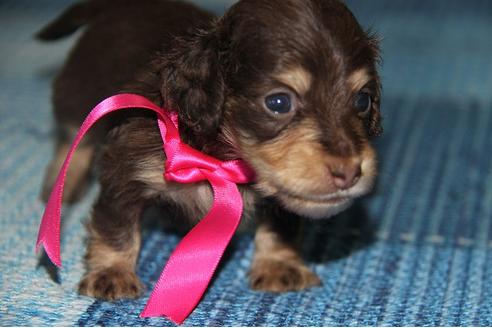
(1, 0), (492, 326)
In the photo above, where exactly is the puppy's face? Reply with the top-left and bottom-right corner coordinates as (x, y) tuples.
(219, 0), (382, 219)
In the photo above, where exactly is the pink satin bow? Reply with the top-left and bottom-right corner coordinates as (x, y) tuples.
(36, 94), (255, 324)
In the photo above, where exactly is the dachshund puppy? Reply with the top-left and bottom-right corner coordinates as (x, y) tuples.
(39, 0), (382, 299)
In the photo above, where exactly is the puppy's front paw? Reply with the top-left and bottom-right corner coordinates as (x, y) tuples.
(79, 267), (144, 301)
(249, 258), (321, 292)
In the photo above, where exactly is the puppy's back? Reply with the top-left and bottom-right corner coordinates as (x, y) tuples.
(40, 0), (214, 128)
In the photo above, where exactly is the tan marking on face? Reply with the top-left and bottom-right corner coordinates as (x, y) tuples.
(360, 144), (377, 178)
(241, 118), (328, 196)
(238, 118), (378, 219)
(348, 68), (370, 91)
(275, 67), (312, 94)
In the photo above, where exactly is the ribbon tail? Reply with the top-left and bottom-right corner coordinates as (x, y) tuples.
(36, 165), (67, 267)
(140, 173), (243, 324)
(36, 94), (166, 267)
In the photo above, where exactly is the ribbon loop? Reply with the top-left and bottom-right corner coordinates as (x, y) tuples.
(36, 94), (255, 325)
(166, 143), (221, 174)
(163, 140), (255, 188)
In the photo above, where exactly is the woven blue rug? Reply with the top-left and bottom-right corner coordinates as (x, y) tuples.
(1, 0), (492, 326)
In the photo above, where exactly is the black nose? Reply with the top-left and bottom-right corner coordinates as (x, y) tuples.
(329, 162), (362, 190)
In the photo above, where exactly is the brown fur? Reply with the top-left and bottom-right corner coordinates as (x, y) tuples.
(39, 0), (382, 298)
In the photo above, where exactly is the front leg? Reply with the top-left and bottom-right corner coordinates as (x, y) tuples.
(250, 205), (321, 292)
(77, 117), (166, 300)
(78, 188), (145, 300)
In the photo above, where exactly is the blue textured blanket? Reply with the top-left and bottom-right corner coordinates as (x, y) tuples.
(1, 0), (492, 326)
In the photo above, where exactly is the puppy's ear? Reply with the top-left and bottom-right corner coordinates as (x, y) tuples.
(162, 29), (225, 139)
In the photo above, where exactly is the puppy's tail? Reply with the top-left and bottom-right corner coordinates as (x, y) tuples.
(36, 1), (100, 40)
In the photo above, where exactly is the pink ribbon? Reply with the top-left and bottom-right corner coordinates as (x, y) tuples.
(36, 94), (255, 324)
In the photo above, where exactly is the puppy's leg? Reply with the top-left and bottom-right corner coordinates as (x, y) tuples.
(249, 208), (321, 292)
(78, 117), (168, 300)
(79, 191), (145, 300)
(41, 124), (94, 203)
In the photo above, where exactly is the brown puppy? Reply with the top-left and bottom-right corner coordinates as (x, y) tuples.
(39, 0), (382, 300)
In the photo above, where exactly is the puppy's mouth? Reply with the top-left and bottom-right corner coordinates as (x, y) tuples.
(277, 190), (354, 219)
(281, 189), (351, 205)
(260, 178), (374, 220)
(274, 177), (371, 202)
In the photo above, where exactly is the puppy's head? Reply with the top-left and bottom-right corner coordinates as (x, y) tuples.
(165, 0), (382, 219)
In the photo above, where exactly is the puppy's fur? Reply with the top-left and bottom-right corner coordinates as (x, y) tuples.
(39, 0), (382, 299)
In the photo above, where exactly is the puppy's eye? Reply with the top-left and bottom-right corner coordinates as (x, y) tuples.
(354, 91), (372, 114)
(264, 93), (293, 114)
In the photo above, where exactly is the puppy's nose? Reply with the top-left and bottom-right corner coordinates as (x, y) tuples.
(329, 162), (362, 190)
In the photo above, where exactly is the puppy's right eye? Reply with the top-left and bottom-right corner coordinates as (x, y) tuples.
(264, 93), (293, 114)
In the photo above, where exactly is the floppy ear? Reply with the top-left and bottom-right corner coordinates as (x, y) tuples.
(161, 29), (225, 140)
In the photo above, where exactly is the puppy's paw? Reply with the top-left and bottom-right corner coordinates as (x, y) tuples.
(79, 267), (144, 300)
(249, 258), (321, 292)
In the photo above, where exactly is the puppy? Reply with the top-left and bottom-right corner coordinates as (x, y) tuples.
(39, 0), (382, 299)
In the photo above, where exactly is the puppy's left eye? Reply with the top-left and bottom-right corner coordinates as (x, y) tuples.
(354, 91), (372, 115)
(264, 93), (293, 114)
